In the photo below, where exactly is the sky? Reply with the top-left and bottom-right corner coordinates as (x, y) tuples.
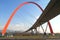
(0, 0), (60, 33)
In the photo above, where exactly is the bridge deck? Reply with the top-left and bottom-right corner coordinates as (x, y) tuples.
(26, 0), (60, 32)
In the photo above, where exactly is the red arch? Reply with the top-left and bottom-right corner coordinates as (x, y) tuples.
(2, 2), (43, 35)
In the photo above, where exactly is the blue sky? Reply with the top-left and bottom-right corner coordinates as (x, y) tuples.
(1, 0), (59, 33)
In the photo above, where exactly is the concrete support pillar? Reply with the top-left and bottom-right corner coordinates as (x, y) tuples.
(31, 29), (34, 34)
(34, 28), (38, 34)
(30, 28), (38, 35)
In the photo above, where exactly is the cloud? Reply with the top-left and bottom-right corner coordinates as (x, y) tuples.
(0, 25), (4, 30)
(8, 23), (30, 32)
(9, 24), (23, 31)
(36, 16), (39, 19)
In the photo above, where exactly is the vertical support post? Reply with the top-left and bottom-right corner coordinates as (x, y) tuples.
(48, 21), (54, 34)
(31, 29), (34, 35)
(35, 28), (37, 34)
(41, 25), (44, 33)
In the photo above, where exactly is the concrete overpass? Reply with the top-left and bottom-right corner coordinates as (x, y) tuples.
(25, 0), (60, 32)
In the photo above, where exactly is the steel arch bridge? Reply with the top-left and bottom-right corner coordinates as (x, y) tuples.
(2, 2), (45, 36)
(2, 0), (60, 36)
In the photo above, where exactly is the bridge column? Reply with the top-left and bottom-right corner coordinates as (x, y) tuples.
(34, 28), (38, 34)
(40, 25), (47, 35)
(48, 21), (54, 35)
(31, 29), (34, 34)
(30, 28), (38, 34)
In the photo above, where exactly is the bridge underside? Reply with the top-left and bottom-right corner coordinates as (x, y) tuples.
(25, 0), (60, 32)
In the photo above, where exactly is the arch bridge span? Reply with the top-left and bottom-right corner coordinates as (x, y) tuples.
(2, 2), (43, 36)
(2, 0), (60, 36)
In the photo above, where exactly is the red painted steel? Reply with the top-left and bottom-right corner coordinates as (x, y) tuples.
(48, 21), (53, 34)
